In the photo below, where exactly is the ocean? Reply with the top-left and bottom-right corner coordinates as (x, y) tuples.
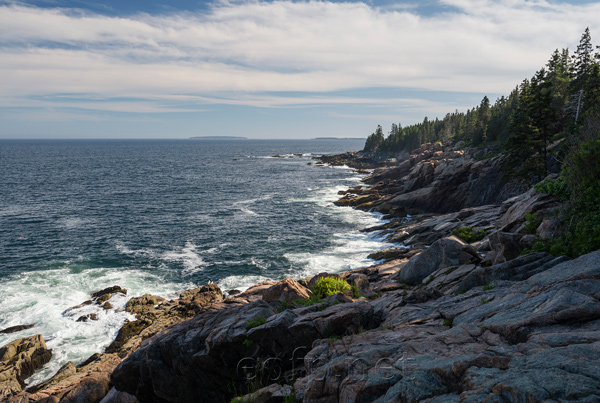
(0, 139), (391, 385)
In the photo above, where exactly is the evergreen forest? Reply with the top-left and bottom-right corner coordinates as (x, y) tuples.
(363, 28), (600, 257)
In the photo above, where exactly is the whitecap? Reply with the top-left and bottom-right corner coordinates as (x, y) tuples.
(0, 266), (194, 386)
(161, 241), (207, 276)
(57, 216), (93, 229)
(232, 194), (273, 206)
(240, 207), (259, 216)
(218, 274), (272, 293)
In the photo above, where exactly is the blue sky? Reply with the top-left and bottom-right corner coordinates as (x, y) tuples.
(1, 0), (599, 139)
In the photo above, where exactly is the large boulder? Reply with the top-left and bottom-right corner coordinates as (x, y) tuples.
(495, 189), (561, 232)
(481, 231), (524, 265)
(262, 278), (312, 303)
(0, 335), (52, 399)
(27, 353), (122, 403)
(125, 294), (165, 316)
(399, 236), (480, 285)
(458, 252), (570, 292)
(173, 284), (223, 316)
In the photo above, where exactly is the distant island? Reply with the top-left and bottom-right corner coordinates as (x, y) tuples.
(190, 136), (248, 140)
(312, 137), (366, 140)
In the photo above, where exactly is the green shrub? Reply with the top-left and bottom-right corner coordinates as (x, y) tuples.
(483, 283), (494, 291)
(245, 315), (266, 330)
(310, 277), (350, 299)
(451, 227), (489, 243)
(524, 212), (542, 234)
(534, 176), (570, 200)
(294, 295), (323, 307)
(242, 338), (254, 347)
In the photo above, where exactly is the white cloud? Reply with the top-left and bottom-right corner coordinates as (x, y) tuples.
(1, 0), (599, 113)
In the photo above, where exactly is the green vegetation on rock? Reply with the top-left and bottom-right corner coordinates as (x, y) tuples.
(310, 277), (351, 298)
(245, 315), (266, 330)
(451, 227), (489, 243)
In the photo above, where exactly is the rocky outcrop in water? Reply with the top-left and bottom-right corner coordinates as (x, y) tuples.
(1, 285), (224, 403)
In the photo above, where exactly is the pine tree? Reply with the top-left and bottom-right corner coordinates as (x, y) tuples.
(473, 96), (490, 145)
(572, 27), (594, 90)
(364, 125), (385, 151)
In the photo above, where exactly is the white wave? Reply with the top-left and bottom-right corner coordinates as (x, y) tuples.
(114, 242), (156, 258)
(116, 241), (222, 276)
(239, 207), (259, 216)
(0, 267), (194, 386)
(284, 230), (391, 279)
(250, 257), (269, 270)
(0, 205), (32, 217)
(57, 216), (94, 229)
(161, 241), (207, 277)
(218, 274), (272, 293)
(233, 194), (273, 206)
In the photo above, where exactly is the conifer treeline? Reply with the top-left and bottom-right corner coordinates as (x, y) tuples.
(363, 28), (600, 257)
(364, 28), (600, 181)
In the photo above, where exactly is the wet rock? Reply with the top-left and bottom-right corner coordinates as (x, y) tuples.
(62, 300), (92, 316)
(76, 314), (98, 322)
(91, 286), (127, 300)
(0, 325), (35, 335)
(13, 285), (226, 403)
(333, 193), (380, 207)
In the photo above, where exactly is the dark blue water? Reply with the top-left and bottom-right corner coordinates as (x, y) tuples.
(0, 139), (388, 383)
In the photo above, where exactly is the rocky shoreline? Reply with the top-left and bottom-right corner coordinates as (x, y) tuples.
(2, 143), (600, 402)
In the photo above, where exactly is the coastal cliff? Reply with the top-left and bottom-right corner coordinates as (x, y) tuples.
(2, 144), (599, 403)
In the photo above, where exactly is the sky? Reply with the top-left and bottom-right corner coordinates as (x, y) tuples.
(1, 0), (600, 139)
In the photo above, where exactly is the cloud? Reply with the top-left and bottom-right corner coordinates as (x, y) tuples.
(1, 0), (599, 114)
